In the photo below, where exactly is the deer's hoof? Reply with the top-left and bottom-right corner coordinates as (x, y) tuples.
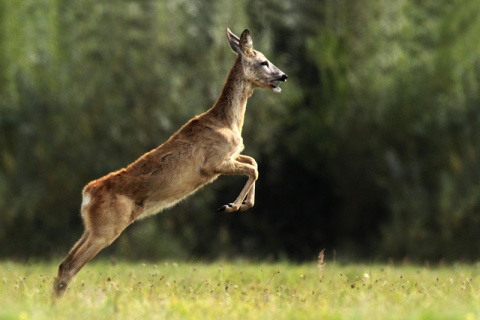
(52, 278), (68, 299)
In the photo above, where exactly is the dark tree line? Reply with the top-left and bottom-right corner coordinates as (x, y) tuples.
(1, 0), (480, 262)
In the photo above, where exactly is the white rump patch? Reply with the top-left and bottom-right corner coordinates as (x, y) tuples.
(81, 193), (92, 208)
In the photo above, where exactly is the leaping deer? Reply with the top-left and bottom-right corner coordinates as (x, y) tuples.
(53, 28), (287, 297)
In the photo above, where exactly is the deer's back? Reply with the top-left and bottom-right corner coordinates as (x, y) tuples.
(82, 113), (241, 216)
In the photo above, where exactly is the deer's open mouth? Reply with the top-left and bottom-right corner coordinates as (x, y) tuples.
(270, 77), (287, 93)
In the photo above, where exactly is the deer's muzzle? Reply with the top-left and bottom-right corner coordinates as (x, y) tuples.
(270, 74), (288, 93)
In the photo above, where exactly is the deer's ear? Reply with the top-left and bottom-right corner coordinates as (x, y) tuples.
(226, 28), (241, 55)
(239, 29), (254, 56)
(226, 28), (254, 56)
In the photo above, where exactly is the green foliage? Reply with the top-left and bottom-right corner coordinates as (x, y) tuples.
(1, 0), (480, 261)
(275, 0), (480, 260)
(2, 261), (480, 319)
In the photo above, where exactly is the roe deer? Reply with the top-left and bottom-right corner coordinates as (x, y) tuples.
(53, 28), (287, 297)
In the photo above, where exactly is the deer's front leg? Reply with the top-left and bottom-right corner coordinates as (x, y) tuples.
(235, 155), (257, 211)
(214, 155), (258, 213)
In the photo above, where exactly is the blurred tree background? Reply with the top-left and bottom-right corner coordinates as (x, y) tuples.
(1, 0), (480, 262)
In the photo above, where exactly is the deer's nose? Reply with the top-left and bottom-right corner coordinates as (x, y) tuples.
(280, 74), (288, 81)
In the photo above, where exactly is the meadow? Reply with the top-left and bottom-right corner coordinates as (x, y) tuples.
(1, 258), (480, 319)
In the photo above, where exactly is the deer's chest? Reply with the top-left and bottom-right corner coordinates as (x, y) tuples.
(213, 127), (243, 156)
(226, 131), (244, 158)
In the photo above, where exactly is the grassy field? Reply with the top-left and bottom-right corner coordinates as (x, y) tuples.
(1, 258), (480, 319)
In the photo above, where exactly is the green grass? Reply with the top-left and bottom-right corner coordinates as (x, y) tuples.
(1, 259), (480, 319)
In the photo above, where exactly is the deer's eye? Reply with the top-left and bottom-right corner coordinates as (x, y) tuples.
(260, 61), (269, 67)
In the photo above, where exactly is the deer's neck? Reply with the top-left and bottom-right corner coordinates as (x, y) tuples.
(210, 57), (253, 133)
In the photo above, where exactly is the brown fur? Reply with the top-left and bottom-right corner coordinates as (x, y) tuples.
(53, 28), (287, 297)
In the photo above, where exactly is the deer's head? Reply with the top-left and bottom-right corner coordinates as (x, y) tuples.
(227, 28), (288, 93)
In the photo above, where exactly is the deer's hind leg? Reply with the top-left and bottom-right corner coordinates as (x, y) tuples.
(53, 195), (133, 298)
(53, 230), (126, 297)
(53, 230), (90, 295)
